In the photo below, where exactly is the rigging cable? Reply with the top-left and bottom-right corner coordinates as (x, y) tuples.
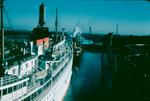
(3, 6), (14, 30)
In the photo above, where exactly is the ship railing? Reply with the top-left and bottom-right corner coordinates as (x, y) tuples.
(54, 46), (71, 62)
(27, 81), (41, 92)
(33, 55), (72, 101)
(0, 75), (29, 87)
(52, 54), (70, 77)
(18, 55), (72, 101)
(52, 52), (70, 70)
(52, 43), (71, 60)
(16, 47), (73, 100)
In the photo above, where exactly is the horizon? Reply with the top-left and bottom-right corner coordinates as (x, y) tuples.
(3, 0), (150, 35)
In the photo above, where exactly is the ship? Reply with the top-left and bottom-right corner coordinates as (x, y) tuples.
(0, 1), (73, 101)
(72, 26), (84, 68)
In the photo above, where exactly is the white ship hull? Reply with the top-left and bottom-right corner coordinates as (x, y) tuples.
(0, 55), (73, 101)
(36, 56), (73, 101)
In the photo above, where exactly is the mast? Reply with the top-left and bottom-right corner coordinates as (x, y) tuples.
(55, 8), (59, 42)
(0, 0), (5, 77)
(55, 8), (58, 34)
(0, 0), (4, 64)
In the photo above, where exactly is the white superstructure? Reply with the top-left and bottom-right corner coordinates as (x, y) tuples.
(0, 38), (73, 101)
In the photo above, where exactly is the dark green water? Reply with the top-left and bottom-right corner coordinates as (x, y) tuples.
(64, 51), (101, 101)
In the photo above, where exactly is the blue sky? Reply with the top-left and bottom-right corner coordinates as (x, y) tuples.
(3, 0), (150, 35)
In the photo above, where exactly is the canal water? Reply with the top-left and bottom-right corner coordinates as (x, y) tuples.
(64, 51), (101, 101)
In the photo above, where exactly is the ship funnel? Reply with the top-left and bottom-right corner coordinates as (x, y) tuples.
(115, 24), (119, 34)
(89, 26), (92, 34)
(39, 3), (45, 27)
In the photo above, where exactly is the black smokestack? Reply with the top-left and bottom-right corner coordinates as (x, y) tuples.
(39, 3), (45, 27)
